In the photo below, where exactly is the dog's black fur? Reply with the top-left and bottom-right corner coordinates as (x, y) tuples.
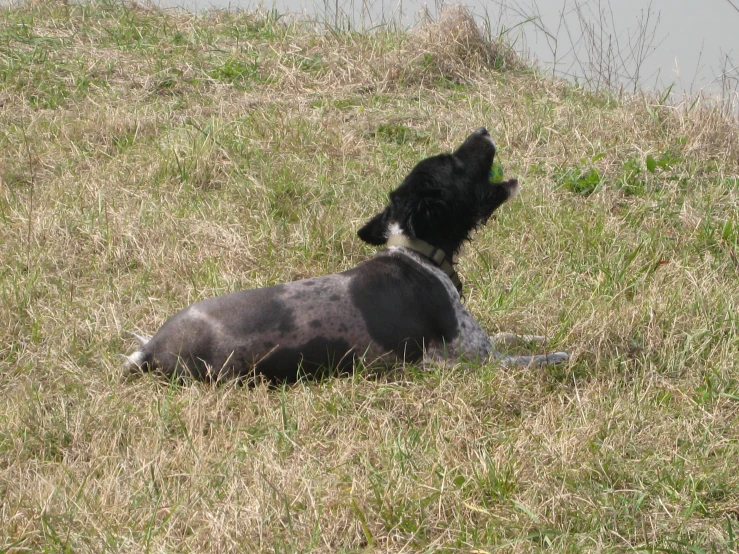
(357, 129), (512, 259)
(125, 128), (543, 383)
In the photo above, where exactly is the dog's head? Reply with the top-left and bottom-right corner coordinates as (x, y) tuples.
(358, 127), (519, 256)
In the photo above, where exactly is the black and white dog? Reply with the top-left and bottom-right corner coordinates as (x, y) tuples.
(126, 128), (568, 382)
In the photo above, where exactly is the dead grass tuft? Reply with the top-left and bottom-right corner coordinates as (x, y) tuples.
(388, 5), (523, 87)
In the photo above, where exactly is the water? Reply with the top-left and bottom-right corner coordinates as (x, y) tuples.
(163, 0), (738, 105)
(3, 0), (734, 102)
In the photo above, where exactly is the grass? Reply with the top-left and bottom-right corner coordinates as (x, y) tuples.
(1, 1), (739, 551)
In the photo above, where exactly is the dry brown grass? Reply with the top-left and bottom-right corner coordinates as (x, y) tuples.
(1, 1), (739, 552)
(390, 5), (524, 87)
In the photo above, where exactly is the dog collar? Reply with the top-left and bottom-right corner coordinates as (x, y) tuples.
(386, 235), (463, 295)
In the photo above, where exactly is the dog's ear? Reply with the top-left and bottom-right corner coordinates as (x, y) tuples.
(357, 208), (390, 245)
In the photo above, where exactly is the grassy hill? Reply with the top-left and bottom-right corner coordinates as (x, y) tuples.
(1, 1), (738, 551)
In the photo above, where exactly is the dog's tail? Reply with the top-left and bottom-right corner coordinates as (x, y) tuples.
(127, 331), (151, 346)
(124, 331), (153, 372)
(125, 349), (149, 369)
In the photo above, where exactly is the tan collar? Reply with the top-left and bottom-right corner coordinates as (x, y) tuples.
(386, 234), (462, 295)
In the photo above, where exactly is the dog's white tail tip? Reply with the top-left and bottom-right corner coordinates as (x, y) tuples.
(125, 350), (146, 369)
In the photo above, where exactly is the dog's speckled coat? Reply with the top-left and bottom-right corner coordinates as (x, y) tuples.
(126, 128), (568, 382)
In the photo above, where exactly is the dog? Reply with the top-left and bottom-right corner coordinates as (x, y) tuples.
(125, 127), (568, 382)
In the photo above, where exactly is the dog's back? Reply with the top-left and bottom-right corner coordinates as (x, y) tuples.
(127, 250), (466, 382)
